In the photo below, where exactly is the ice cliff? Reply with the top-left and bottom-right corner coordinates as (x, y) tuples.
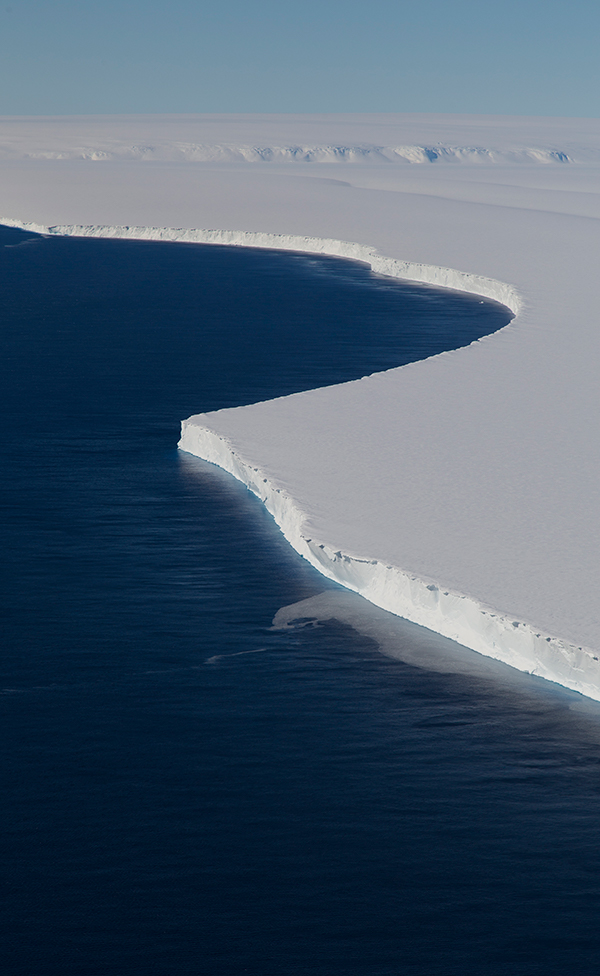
(179, 418), (600, 701)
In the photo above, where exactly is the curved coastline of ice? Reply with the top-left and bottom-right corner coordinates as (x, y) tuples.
(5, 217), (600, 702)
(0, 218), (520, 310)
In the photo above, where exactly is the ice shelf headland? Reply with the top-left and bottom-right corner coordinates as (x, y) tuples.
(3, 114), (600, 698)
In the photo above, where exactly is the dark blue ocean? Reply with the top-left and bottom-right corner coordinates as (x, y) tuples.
(2, 223), (600, 976)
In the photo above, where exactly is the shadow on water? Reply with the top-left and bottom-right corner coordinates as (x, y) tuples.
(274, 588), (600, 733)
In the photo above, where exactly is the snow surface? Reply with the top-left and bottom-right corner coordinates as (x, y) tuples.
(3, 114), (600, 698)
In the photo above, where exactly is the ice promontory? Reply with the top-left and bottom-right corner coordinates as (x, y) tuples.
(179, 417), (600, 701)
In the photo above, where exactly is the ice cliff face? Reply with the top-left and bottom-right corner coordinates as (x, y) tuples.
(0, 220), (522, 312)
(178, 420), (600, 702)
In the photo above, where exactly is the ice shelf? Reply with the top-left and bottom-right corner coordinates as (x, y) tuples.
(3, 113), (600, 697)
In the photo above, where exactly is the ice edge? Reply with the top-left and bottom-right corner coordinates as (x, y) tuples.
(6, 218), (598, 700)
(0, 218), (521, 310)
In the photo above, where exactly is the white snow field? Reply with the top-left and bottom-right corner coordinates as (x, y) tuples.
(2, 114), (600, 697)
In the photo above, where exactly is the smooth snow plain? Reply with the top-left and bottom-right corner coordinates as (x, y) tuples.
(3, 114), (600, 698)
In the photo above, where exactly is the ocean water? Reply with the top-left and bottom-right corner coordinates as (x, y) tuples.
(2, 223), (600, 976)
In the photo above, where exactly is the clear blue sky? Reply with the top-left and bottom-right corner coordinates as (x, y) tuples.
(1, 0), (598, 117)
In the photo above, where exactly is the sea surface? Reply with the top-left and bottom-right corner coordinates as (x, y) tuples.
(2, 223), (600, 976)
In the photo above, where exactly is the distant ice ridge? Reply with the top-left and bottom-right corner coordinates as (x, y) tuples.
(2, 142), (575, 165)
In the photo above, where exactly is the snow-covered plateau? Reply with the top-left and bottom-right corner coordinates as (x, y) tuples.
(3, 113), (600, 698)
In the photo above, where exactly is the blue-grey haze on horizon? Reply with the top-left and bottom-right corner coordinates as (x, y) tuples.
(0, 0), (598, 117)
